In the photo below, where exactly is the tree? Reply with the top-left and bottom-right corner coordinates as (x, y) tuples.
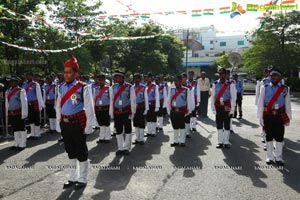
(243, 11), (300, 78)
(215, 53), (231, 68)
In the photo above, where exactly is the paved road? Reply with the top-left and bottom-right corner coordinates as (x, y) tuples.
(0, 94), (299, 200)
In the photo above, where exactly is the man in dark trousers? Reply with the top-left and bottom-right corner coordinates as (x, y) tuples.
(198, 72), (211, 118)
(23, 71), (44, 140)
(145, 73), (159, 137)
(132, 73), (149, 145)
(166, 75), (193, 147)
(233, 73), (244, 118)
(109, 71), (136, 155)
(56, 54), (96, 190)
(93, 75), (111, 143)
(257, 69), (291, 166)
(211, 68), (236, 149)
(5, 76), (28, 150)
(43, 75), (57, 133)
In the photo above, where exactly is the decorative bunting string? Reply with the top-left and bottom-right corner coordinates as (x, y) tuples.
(0, 34), (170, 53)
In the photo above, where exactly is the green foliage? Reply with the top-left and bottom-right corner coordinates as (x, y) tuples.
(0, 1), (184, 77)
(243, 11), (300, 78)
(215, 54), (231, 68)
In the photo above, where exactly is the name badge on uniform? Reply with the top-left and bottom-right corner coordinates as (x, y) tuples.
(173, 101), (176, 107)
(70, 94), (77, 105)
(119, 100), (123, 106)
(99, 100), (102, 105)
(220, 97), (224, 105)
(275, 104), (279, 110)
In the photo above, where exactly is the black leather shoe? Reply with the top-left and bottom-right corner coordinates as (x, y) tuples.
(132, 140), (140, 145)
(115, 150), (124, 156)
(170, 143), (179, 147)
(186, 135), (191, 139)
(16, 147), (25, 151)
(158, 127), (163, 131)
(63, 181), (77, 189)
(224, 144), (231, 149)
(103, 140), (110, 143)
(230, 130), (234, 134)
(216, 144), (223, 149)
(192, 128), (197, 132)
(9, 146), (18, 150)
(139, 141), (145, 145)
(275, 160), (284, 166)
(266, 160), (274, 165)
(151, 134), (156, 137)
(180, 143), (186, 147)
(32, 136), (41, 140)
(74, 182), (87, 190)
(96, 139), (104, 144)
(58, 137), (64, 142)
(145, 133), (151, 137)
(123, 150), (130, 155)
(27, 136), (35, 140)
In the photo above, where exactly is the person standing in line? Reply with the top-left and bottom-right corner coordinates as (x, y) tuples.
(56, 54), (96, 189)
(155, 76), (167, 131)
(94, 75), (111, 144)
(257, 69), (291, 166)
(43, 75), (57, 133)
(145, 73), (159, 137)
(166, 75), (193, 147)
(6, 76), (28, 150)
(211, 69), (236, 149)
(233, 73), (244, 119)
(132, 73), (149, 145)
(187, 71), (200, 132)
(109, 71), (136, 155)
(23, 71), (45, 140)
(198, 72), (211, 118)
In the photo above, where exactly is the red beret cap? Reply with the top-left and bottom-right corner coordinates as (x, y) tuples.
(64, 54), (79, 71)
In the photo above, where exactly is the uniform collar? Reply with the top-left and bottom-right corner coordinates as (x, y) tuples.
(67, 79), (77, 86)
(217, 79), (228, 84)
(270, 81), (281, 87)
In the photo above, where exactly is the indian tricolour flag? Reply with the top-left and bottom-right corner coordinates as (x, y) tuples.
(191, 10), (202, 17)
(203, 8), (214, 15)
(176, 10), (187, 15)
(219, 6), (231, 14)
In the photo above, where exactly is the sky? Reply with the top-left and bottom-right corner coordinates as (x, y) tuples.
(98, 0), (300, 34)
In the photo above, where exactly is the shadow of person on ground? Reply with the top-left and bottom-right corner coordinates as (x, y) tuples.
(91, 131), (169, 200)
(221, 132), (267, 188)
(277, 138), (300, 193)
(169, 132), (211, 178)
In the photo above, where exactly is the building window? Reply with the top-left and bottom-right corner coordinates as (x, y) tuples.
(210, 40), (214, 44)
(201, 45), (205, 50)
(238, 40), (244, 46)
(210, 48), (214, 50)
(194, 53), (199, 57)
(220, 42), (226, 47)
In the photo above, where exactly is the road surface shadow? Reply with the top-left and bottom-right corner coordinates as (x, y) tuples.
(278, 138), (300, 193)
(0, 147), (23, 165)
(91, 131), (169, 200)
(56, 186), (85, 200)
(169, 131), (211, 178)
(232, 118), (260, 128)
(198, 116), (215, 127)
(221, 132), (267, 188)
(89, 138), (117, 164)
(24, 142), (65, 167)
